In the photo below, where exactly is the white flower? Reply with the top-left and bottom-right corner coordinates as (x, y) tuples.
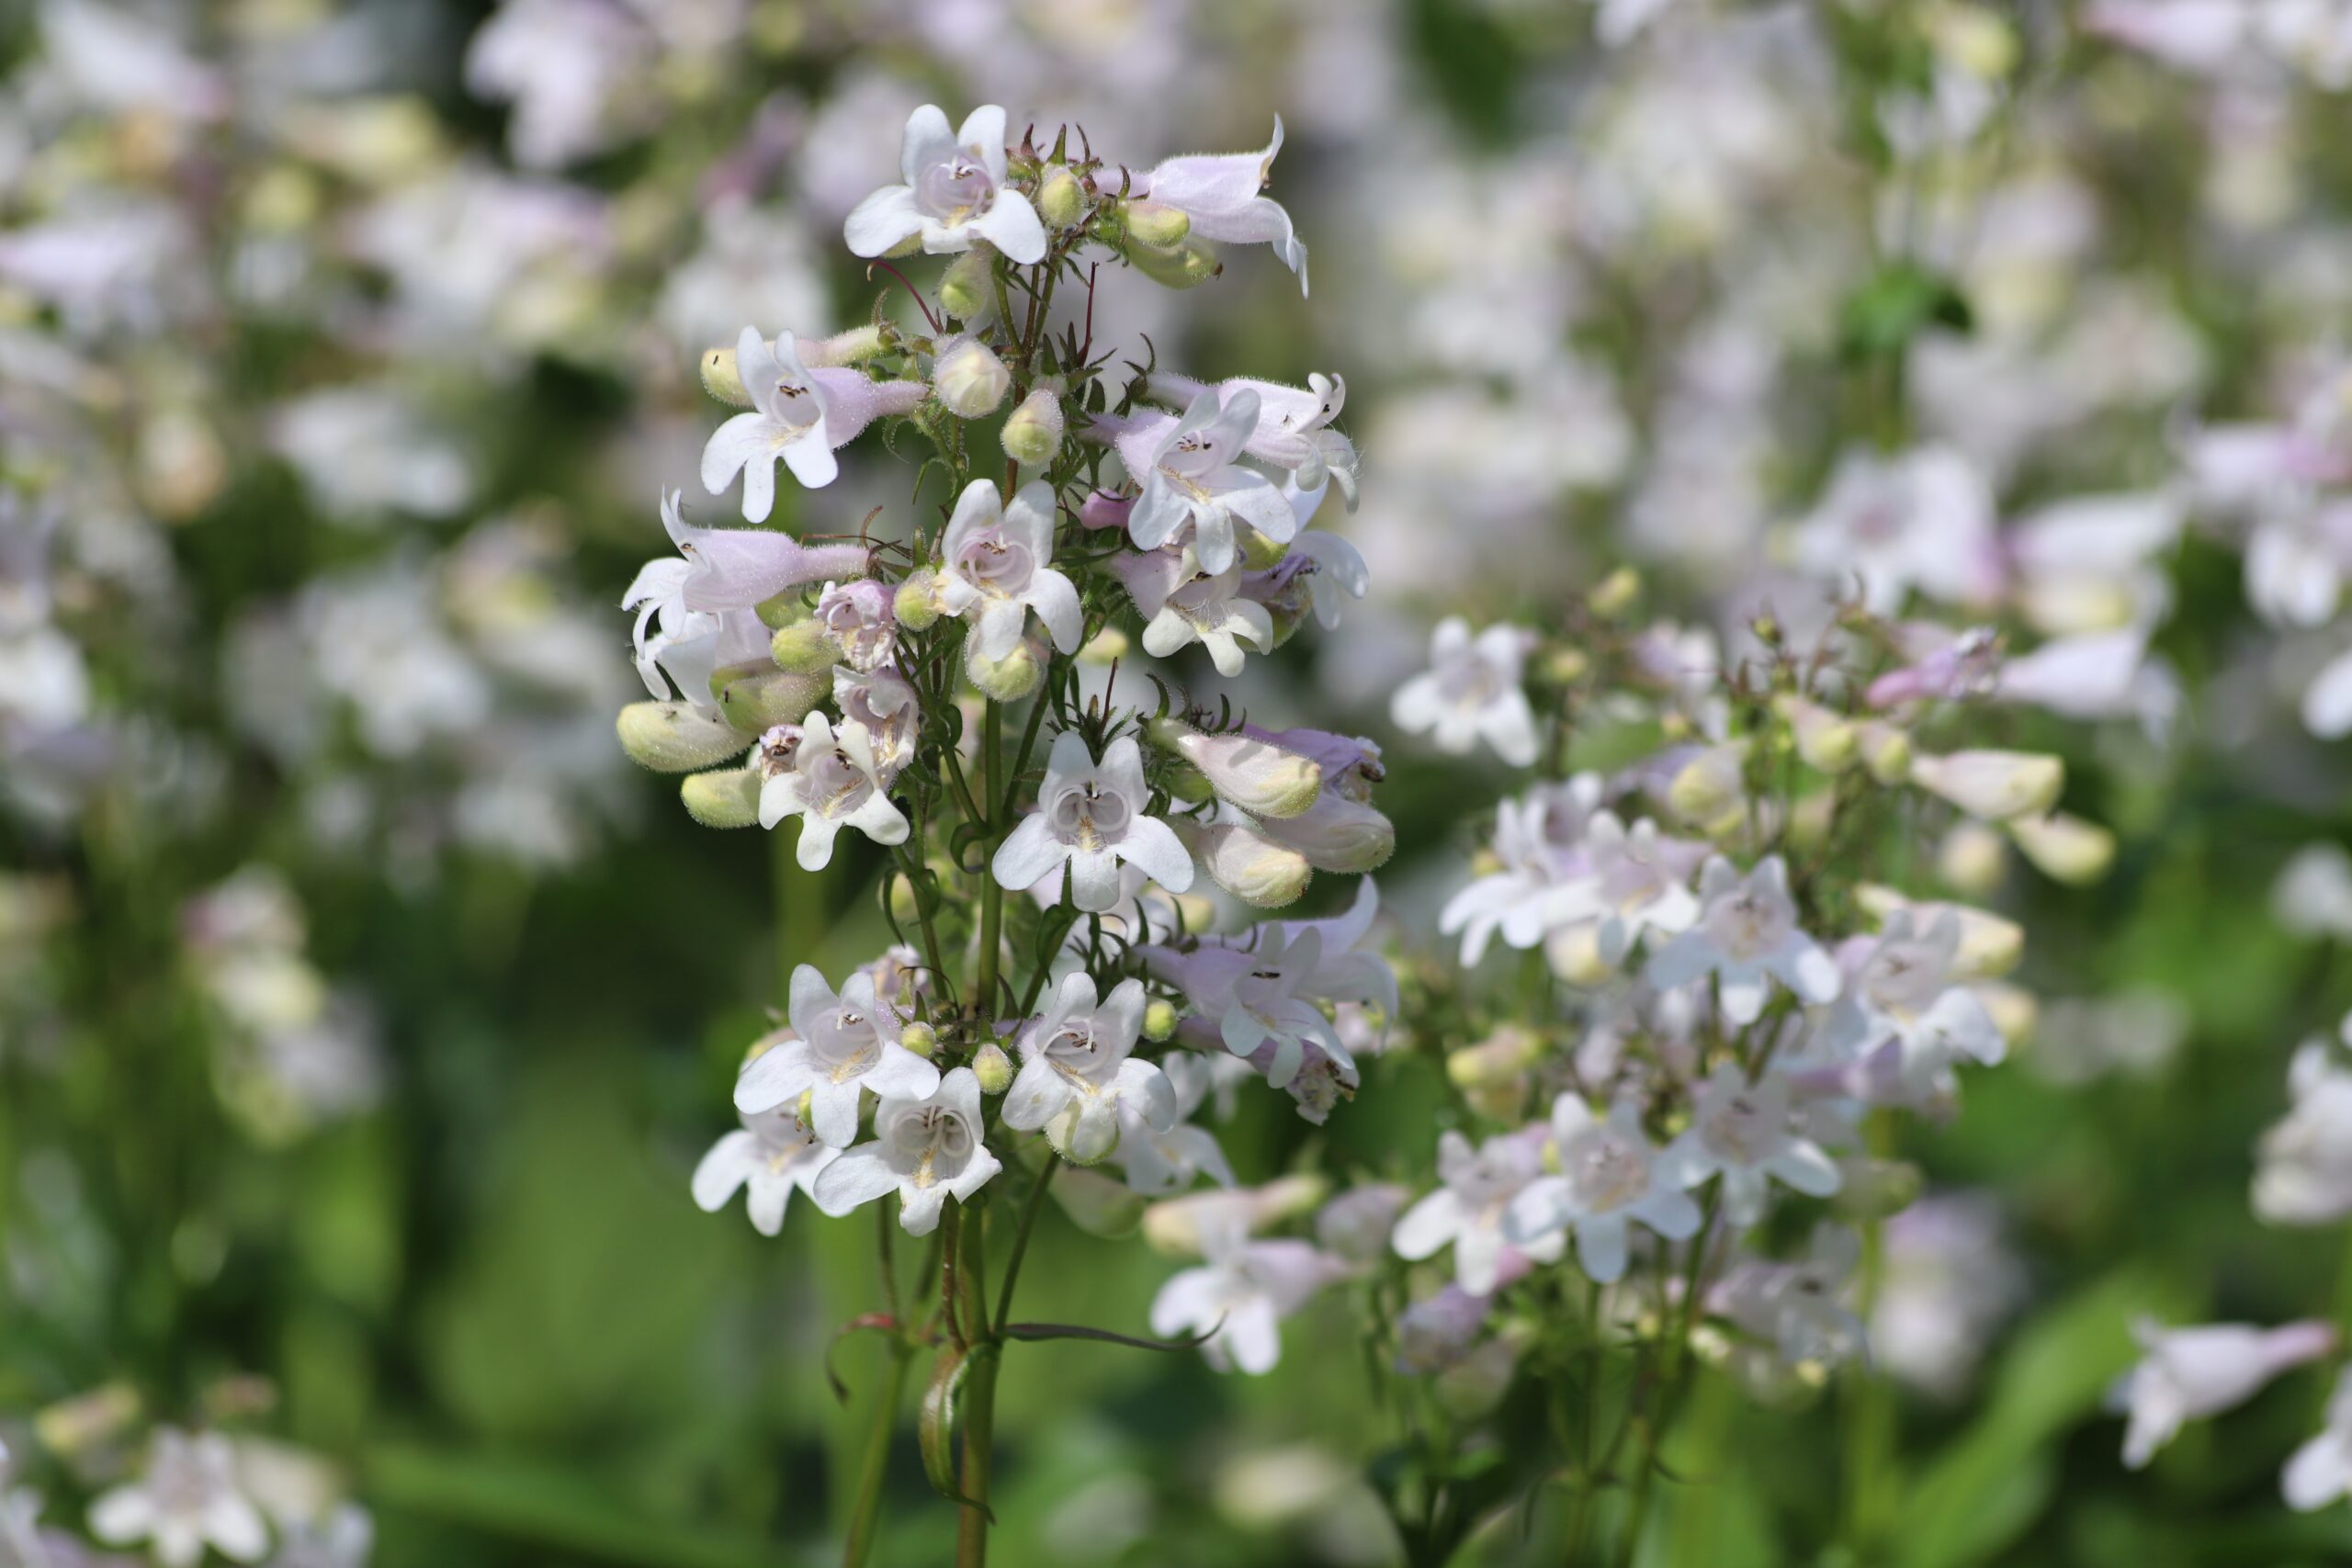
(1657, 1064), (1841, 1224)
(691, 1104), (840, 1235)
(1506, 1097), (1703, 1284)
(1113, 1055), (1236, 1196)
(1391, 618), (1541, 766)
(89, 1428), (268, 1568)
(1908, 749), (2065, 821)
(1439, 776), (1608, 964)
(1133, 118), (1309, 295)
(843, 104), (1046, 265)
(260, 1501), (374, 1568)
(811, 1066), (1002, 1235)
(1819, 908), (2007, 1093)
(1793, 446), (1999, 614)
(1108, 547), (1274, 676)
(1392, 1130), (1560, 1294)
(700, 329), (839, 516)
(1154, 371), (1357, 502)
(1711, 1224), (1869, 1366)
(832, 664), (920, 784)
(1002, 974), (1175, 1162)
(1575, 812), (1703, 966)
(733, 964), (940, 1146)
(2255, 1025), (2352, 1225)
(1150, 1224), (1337, 1374)
(1645, 855), (1840, 1024)
(1119, 389), (1297, 576)
(2285, 1368), (2352, 1511)
(756, 712), (909, 869)
(933, 479), (1082, 661)
(2112, 1318), (2337, 1469)
(991, 732), (1193, 911)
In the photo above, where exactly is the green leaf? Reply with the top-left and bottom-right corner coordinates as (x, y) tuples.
(919, 1343), (997, 1520)
(1000, 1319), (1219, 1351)
(1838, 264), (1973, 362)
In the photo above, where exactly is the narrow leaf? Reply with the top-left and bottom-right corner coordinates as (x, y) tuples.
(823, 1313), (900, 1406)
(1000, 1319), (1221, 1352)
(917, 1345), (997, 1521)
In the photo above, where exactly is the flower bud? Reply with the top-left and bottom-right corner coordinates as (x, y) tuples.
(1541, 646), (1590, 684)
(1857, 886), (2023, 977)
(1079, 627), (1129, 663)
(895, 1021), (936, 1059)
(699, 344), (751, 406)
(808, 325), (888, 367)
(768, 619), (841, 673)
(1188, 822), (1314, 908)
(1149, 719), (1324, 819)
(1909, 749), (2064, 821)
(1832, 1156), (1923, 1220)
(1667, 744), (1747, 835)
(894, 568), (944, 631)
(1080, 490), (1134, 531)
(680, 766), (762, 829)
(1165, 765), (1214, 806)
(1038, 165), (1087, 228)
(1854, 720), (1913, 784)
(1937, 820), (2008, 897)
(1774, 694), (1857, 773)
(972, 1042), (1013, 1094)
(616, 701), (756, 773)
(1126, 234), (1220, 289)
(886, 871), (922, 924)
(1447, 1025), (1545, 1090)
(2006, 811), (2115, 885)
(1001, 388), (1066, 467)
(716, 663), (829, 731)
(1255, 793), (1395, 874)
(1980, 979), (2037, 1045)
(753, 589), (813, 632)
(1546, 923), (1614, 986)
(1142, 998), (1179, 1042)
(933, 335), (1010, 417)
(1589, 566), (1641, 617)
(1121, 199), (1192, 247)
(967, 633), (1046, 702)
(938, 251), (997, 325)
(1785, 791), (1836, 853)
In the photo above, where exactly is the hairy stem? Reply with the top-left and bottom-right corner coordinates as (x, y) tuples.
(974, 700), (1005, 1015)
(954, 1202), (997, 1567)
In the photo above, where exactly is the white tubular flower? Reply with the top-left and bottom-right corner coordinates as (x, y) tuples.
(1439, 777), (1608, 964)
(1152, 719), (1323, 819)
(1109, 547), (1274, 676)
(993, 731), (1193, 911)
(1820, 908), (2006, 1089)
(1253, 788), (1396, 874)
(2114, 1318), (2337, 1470)
(1711, 1224), (1869, 1367)
(1002, 973), (1175, 1163)
(1283, 517), (1371, 629)
(88, 1428), (268, 1568)
(1393, 1130), (1560, 1294)
(1657, 1064), (1841, 1224)
(933, 335), (1012, 418)
(1150, 1222), (1338, 1374)
(1114, 1055), (1237, 1196)
(1154, 371), (1357, 503)
(1118, 389), (1297, 575)
(1908, 749), (2065, 821)
(1506, 1097), (1703, 1284)
(756, 712), (909, 869)
(1134, 118), (1309, 295)
(833, 664), (920, 784)
(734, 965), (940, 1145)
(1644, 855), (1840, 1024)
(843, 103), (1046, 264)
(700, 329), (922, 518)
(691, 1105), (840, 1235)
(1391, 617), (1541, 766)
(934, 479), (1081, 660)
(2255, 1030), (2352, 1225)
(1577, 812), (1703, 966)
(1186, 819), (1314, 908)
(637, 489), (871, 629)
(2286, 1369), (2352, 1511)
(812, 1067), (1002, 1236)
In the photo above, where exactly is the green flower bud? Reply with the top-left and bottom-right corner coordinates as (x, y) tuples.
(699, 344), (751, 406)
(1589, 566), (1641, 616)
(1120, 198), (1191, 247)
(680, 766), (762, 829)
(769, 619), (841, 673)
(1142, 998), (1179, 1042)
(972, 1043), (1014, 1095)
(616, 701), (756, 773)
(715, 663), (828, 731)
(754, 589), (812, 632)
(2006, 811), (2115, 885)
(1037, 165), (1087, 228)
(894, 567), (944, 630)
(934, 335), (1012, 418)
(808, 324), (888, 366)
(939, 251), (997, 325)
(901, 1021), (939, 1058)
(1001, 388), (1066, 467)
(1125, 234), (1220, 289)
(967, 633), (1045, 702)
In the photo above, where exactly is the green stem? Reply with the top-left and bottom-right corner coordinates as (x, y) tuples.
(974, 701), (1005, 1015)
(993, 1156), (1057, 1327)
(841, 1349), (909, 1568)
(954, 1202), (997, 1568)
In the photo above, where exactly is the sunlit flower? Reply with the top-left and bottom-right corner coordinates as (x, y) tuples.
(844, 104), (1046, 264)
(993, 732), (1193, 911)
(812, 1066), (1003, 1235)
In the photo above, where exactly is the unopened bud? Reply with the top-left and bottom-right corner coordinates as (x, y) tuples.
(2006, 811), (2115, 885)
(1589, 567), (1640, 617)
(1909, 749), (2064, 821)
(1149, 719), (1324, 819)
(1667, 745), (1747, 833)
(700, 344), (751, 406)
(1239, 527), (1291, 572)
(1542, 647), (1590, 684)
(974, 1043), (1013, 1093)
(1001, 388), (1066, 467)
(933, 335), (1011, 418)
(681, 766), (763, 829)
(1142, 998), (1179, 1042)
(1121, 199), (1191, 247)
(1856, 886), (2022, 977)
(769, 619), (841, 673)
(894, 568), (943, 630)
(754, 589), (813, 632)
(939, 251), (997, 325)
(1937, 820), (2008, 897)
(808, 325), (888, 367)
(1189, 821), (1314, 908)
(617, 701), (756, 773)
(1854, 720), (1912, 784)
(1447, 1025), (1544, 1090)
(1546, 924), (1614, 987)
(1978, 980), (2036, 1045)
(1126, 234), (1220, 289)
(1038, 165), (1087, 228)
(717, 663), (829, 730)
(967, 633), (1046, 702)
(888, 872), (922, 924)
(1255, 793), (1395, 874)
(1774, 694), (1857, 773)
(1833, 1156), (1923, 1221)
